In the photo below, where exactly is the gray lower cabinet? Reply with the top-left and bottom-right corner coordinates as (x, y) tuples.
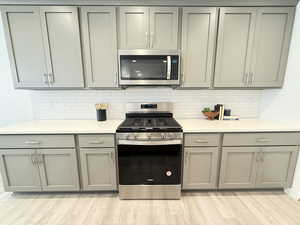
(219, 146), (299, 189)
(0, 149), (42, 192)
(1, 6), (84, 89)
(183, 147), (219, 189)
(181, 7), (217, 88)
(80, 148), (117, 191)
(0, 148), (80, 192)
(38, 148), (80, 191)
(219, 147), (258, 189)
(256, 146), (298, 188)
(80, 6), (118, 88)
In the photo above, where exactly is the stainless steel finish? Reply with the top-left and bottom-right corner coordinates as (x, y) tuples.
(24, 140), (40, 145)
(117, 132), (183, 140)
(150, 32), (154, 48)
(118, 50), (180, 86)
(117, 132), (183, 145)
(118, 139), (182, 145)
(245, 73), (249, 86)
(119, 185), (181, 199)
(126, 102), (172, 113)
(118, 49), (180, 56)
(167, 56), (171, 80)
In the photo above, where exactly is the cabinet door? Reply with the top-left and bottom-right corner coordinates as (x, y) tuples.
(38, 149), (79, 191)
(219, 147), (259, 189)
(0, 149), (41, 192)
(80, 148), (117, 191)
(214, 8), (257, 88)
(183, 147), (219, 189)
(149, 7), (178, 49)
(40, 6), (84, 88)
(256, 146), (298, 188)
(81, 7), (118, 88)
(250, 7), (295, 88)
(119, 7), (149, 49)
(181, 7), (217, 88)
(0, 6), (48, 88)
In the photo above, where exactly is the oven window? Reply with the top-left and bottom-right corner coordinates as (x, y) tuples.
(118, 144), (182, 185)
(120, 55), (168, 80)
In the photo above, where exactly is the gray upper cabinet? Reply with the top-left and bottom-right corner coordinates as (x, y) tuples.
(119, 7), (149, 49)
(181, 7), (217, 88)
(0, 6), (48, 88)
(119, 7), (178, 49)
(81, 7), (118, 88)
(249, 7), (295, 88)
(214, 7), (295, 88)
(149, 7), (178, 49)
(0, 149), (41, 192)
(40, 6), (84, 88)
(1, 6), (84, 89)
(214, 8), (257, 88)
(183, 147), (219, 189)
(219, 147), (258, 189)
(256, 146), (298, 188)
(38, 148), (80, 191)
(80, 148), (117, 191)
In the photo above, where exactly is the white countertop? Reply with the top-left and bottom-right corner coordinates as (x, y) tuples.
(0, 120), (123, 134)
(177, 119), (300, 133)
(0, 119), (299, 134)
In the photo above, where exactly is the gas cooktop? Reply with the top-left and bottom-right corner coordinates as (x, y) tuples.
(117, 112), (182, 133)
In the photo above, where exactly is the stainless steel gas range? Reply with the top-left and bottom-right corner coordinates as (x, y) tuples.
(116, 102), (183, 200)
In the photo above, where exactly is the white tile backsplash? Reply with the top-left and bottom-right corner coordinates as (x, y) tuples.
(30, 88), (262, 120)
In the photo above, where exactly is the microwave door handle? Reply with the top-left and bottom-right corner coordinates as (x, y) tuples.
(167, 56), (171, 80)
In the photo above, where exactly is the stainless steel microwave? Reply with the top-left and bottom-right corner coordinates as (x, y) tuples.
(118, 50), (180, 86)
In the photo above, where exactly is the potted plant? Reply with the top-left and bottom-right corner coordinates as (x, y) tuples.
(202, 107), (219, 120)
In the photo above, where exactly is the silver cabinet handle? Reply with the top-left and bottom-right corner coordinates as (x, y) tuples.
(43, 73), (49, 85)
(145, 31), (149, 48)
(185, 151), (189, 163)
(245, 73), (249, 87)
(48, 73), (54, 87)
(167, 56), (171, 80)
(250, 72), (254, 86)
(31, 153), (37, 164)
(260, 152), (264, 162)
(24, 141), (40, 145)
(89, 141), (104, 144)
(37, 154), (44, 164)
(195, 139), (209, 143)
(110, 152), (115, 161)
(115, 72), (118, 86)
(150, 32), (154, 48)
(256, 138), (271, 143)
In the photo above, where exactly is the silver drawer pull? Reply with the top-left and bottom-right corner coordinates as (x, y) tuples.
(24, 141), (40, 145)
(195, 139), (209, 143)
(256, 138), (271, 143)
(89, 141), (104, 144)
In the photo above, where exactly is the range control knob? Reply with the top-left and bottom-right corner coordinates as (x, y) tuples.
(166, 171), (172, 176)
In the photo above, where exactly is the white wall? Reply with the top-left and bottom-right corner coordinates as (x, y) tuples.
(0, 15), (32, 126)
(260, 4), (300, 200)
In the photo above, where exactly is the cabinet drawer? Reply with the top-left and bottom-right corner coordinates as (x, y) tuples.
(0, 135), (75, 148)
(78, 135), (115, 147)
(184, 134), (220, 147)
(223, 133), (300, 146)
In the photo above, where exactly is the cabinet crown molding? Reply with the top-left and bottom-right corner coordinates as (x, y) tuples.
(0, 0), (299, 6)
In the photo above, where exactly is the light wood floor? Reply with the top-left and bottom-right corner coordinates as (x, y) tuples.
(0, 181), (300, 225)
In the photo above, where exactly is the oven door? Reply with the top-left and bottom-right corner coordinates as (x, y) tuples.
(118, 143), (182, 185)
(118, 50), (180, 86)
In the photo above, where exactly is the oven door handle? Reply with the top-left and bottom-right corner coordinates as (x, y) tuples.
(118, 139), (182, 146)
(166, 56), (171, 80)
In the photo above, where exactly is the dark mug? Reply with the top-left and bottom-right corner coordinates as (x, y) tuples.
(96, 109), (107, 121)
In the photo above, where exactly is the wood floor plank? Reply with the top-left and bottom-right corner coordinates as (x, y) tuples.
(0, 188), (299, 225)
